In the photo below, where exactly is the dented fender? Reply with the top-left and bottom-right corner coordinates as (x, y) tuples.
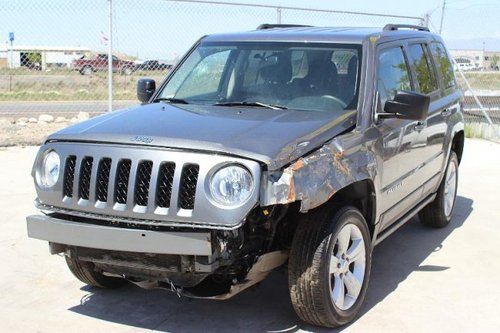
(261, 135), (377, 212)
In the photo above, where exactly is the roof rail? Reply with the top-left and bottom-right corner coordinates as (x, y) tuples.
(257, 24), (312, 30)
(383, 24), (430, 32)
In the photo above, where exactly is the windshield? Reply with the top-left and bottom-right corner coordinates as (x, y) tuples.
(158, 41), (362, 113)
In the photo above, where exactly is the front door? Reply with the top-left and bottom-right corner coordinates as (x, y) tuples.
(375, 43), (424, 230)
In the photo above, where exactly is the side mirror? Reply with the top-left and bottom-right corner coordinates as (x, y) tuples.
(379, 91), (430, 121)
(137, 78), (156, 103)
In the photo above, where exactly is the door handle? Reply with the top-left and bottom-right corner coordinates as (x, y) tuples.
(441, 108), (452, 117)
(414, 121), (426, 131)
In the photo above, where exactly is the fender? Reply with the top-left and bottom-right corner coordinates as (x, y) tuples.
(261, 134), (377, 212)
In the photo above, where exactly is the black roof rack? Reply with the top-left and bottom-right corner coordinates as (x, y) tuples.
(383, 24), (430, 32)
(257, 24), (312, 30)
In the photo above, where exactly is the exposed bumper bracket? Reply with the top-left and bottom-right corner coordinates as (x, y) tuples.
(26, 214), (212, 256)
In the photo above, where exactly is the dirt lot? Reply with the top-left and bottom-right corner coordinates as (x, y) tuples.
(0, 118), (69, 147)
(0, 139), (499, 332)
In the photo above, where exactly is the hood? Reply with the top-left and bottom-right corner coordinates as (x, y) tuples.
(48, 103), (356, 170)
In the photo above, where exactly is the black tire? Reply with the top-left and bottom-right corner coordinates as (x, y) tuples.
(65, 257), (126, 289)
(288, 205), (372, 328)
(121, 67), (133, 75)
(419, 151), (459, 228)
(80, 66), (93, 75)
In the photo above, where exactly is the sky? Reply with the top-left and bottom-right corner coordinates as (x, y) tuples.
(1, 0), (499, 61)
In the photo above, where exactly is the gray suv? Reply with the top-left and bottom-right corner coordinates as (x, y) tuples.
(27, 24), (464, 328)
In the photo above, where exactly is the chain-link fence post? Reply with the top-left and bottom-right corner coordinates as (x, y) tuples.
(277, 7), (282, 24)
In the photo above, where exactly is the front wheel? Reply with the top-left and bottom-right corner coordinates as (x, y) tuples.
(419, 151), (459, 228)
(65, 257), (126, 289)
(288, 206), (372, 328)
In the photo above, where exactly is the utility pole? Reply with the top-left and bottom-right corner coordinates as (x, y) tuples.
(108, 0), (113, 112)
(439, 0), (446, 34)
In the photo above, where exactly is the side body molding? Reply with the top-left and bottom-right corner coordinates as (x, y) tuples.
(261, 134), (377, 212)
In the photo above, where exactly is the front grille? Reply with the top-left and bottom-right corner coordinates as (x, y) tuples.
(179, 164), (199, 210)
(134, 161), (153, 206)
(95, 158), (111, 202)
(63, 156), (76, 198)
(156, 162), (175, 208)
(115, 159), (132, 204)
(78, 157), (93, 200)
(37, 143), (260, 227)
(62, 157), (199, 211)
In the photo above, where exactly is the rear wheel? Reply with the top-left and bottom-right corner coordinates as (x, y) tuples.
(80, 66), (93, 75)
(288, 206), (372, 328)
(419, 151), (459, 228)
(65, 257), (126, 289)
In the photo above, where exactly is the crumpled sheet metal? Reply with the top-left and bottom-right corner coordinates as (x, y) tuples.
(261, 137), (375, 212)
(182, 250), (288, 300)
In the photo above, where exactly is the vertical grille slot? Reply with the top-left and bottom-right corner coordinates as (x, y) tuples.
(156, 162), (176, 208)
(134, 160), (153, 206)
(95, 158), (112, 202)
(78, 157), (93, 200)
(114, 159), (131, 204)
(179, 164), (199, 210)
(63, 156), (76, 198)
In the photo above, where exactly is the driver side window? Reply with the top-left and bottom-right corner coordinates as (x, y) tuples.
(377, 46), (412, 107)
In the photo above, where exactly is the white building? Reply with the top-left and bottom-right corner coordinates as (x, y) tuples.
(0, 45), (91, 70)
(449, 49), (500, 70)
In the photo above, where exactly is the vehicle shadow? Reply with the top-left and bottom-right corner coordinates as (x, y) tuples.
(68, 195), (473, 332)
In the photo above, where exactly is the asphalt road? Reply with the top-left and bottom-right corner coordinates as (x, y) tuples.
(0, 139), (499, 332)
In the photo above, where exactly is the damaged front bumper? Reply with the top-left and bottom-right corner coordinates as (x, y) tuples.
(26, 214), (288, 299)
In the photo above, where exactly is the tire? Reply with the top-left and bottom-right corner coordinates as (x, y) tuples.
(65, 257), (126, 289)
(288, 205), (372, 328)
(419, 151), (459, 228)
(122, 67), (133, 75)
(80, 66), (92, 75)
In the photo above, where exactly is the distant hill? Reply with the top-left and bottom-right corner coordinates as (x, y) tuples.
(445, 37), (500, 51)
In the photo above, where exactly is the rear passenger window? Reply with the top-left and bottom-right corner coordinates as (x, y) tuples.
(408, 44), (438, 94)
(377, 47), (412, 105)
(430, 42), (456, 90)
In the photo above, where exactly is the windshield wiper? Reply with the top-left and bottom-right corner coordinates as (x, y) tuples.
(153, 97), (189, 104)
(214, 101), (288, 110)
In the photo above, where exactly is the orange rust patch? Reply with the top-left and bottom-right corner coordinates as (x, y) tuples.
(290, 159), (305, 171)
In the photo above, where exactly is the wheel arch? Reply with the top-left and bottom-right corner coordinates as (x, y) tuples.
(322, 179), (377, 238)
(451, 130), (464, 164)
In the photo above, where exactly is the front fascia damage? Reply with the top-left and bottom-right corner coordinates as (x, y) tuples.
(261, 133), (377, 212)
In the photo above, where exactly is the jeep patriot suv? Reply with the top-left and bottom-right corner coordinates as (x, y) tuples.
(27, 24), (464, 327)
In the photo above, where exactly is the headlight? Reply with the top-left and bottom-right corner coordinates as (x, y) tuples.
(209, 165), (253, 207)
(37, 150), (60, 188)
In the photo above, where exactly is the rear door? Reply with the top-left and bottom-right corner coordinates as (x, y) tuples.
(406, 41), (444, 193)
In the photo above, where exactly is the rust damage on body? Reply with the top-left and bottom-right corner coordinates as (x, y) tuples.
(262, 136), (375, 212)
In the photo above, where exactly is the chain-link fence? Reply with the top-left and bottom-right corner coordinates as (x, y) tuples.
(0, 0), (498, 143)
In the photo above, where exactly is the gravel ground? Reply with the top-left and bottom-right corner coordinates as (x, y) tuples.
(0, 119), (69, 147)
(0, 139), (499, 332)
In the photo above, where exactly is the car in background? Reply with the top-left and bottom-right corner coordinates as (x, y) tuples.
(135, 60), (173, 71)
(72, 53), (136, 75)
